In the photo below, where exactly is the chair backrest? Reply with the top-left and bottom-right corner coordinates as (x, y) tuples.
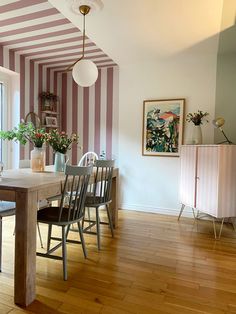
(19, 159), (30, 168)
(58, 165), (92, 223)
(90, 160), (115, 203)
(78, 151), (98, 166)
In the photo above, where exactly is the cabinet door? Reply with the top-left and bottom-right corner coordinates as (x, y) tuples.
(196, 146), (219, 216)
(180, 145), (197, 207)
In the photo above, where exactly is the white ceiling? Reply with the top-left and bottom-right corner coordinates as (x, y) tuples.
(48, 0), (229, 66)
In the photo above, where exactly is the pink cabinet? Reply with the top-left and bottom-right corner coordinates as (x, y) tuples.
(180, 145), (236, 218)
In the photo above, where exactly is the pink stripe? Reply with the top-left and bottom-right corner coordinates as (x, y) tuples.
(0, 28), (79, 46)
(94, 70), (101, 155)
(46, 68), (50, 92)
(39, 54), (108, 66)
(83, 88), (89, 154)
(0, 8), (59, 27)
(20, 56), (25, 160)
(32, 48), (101, 61)
(106, 68), (113, 159)
(29, 61), (34, 112)
(72, 80), (78, 164)
(0, 0), (47, 13)
(0, 19), (70, 38)
(0, 46), (3, 66)
(38, 64), (42, 116)
(61, 73), (67, 132)
(13, 36), (88, 53)
(9, 50), (15, 71)
(48, 58), (114, 71)
(53, 71), (58, 96)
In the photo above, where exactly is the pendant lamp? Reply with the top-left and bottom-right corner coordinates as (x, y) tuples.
(68, 4), (98, 87)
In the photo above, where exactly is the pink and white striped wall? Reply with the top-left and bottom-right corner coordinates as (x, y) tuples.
(0, 44), (119, 165)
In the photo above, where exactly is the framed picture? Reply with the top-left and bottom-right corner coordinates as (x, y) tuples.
(142, 98), (185, 157)
(45, 116), (58, 127)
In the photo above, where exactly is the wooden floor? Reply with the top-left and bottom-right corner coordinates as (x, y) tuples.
(1, 210), (236, 314)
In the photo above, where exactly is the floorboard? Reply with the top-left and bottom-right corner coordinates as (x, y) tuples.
(1, 210), (236, 313)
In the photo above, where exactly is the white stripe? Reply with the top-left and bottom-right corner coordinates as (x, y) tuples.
(67, 73), (73, 163)
(3, 46), (9, 69)
(88, 83), (95, 151)
(78, 85), (83, 159)
(1, 23), (75, 42)
(17, 38), (92, 58)
(112, 66), (119, 162)
(34, 50), (105, 63)
(34, 62), (38, 114)
(0, 2), (53, 21)
(5, 32), (81, 49)
(42, 66), (46, 91)
(25, 40), (93, 59)
(100, 68), (107, 155)
(24, 58), (30, 159)
(0, 13), (65, 32)
(42, 58), (112, 69)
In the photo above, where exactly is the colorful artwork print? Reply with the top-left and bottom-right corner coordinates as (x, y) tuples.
(142, 99), (184, 156)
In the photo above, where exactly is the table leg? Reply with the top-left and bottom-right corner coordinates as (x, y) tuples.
(111, 172), (119, 228)
(14, 190), (37, 306)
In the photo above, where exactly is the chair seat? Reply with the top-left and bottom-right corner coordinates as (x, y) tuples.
(85, 196), (112, 207)
(37, 206), (83, 225)
(0, 202), (16, 217)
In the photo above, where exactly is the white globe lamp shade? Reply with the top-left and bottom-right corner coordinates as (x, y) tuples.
(72, 59), (98, 87)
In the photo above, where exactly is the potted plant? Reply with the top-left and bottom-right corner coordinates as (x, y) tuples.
(0, 122), (47, 172)
(47, 129), (79, 171)
(186, 110), (209, 144)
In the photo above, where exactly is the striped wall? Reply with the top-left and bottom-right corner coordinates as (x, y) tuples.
(0, 44), (119, 165)
(58, 66), (119, 164)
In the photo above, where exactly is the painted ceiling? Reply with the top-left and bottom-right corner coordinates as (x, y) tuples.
(0, 0), (116, 73)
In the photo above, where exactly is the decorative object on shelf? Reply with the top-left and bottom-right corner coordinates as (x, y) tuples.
(212, 117), (233, 144)
(39, 92), (58, 112)
(45, 116), (58, 127)
(47, 129), (79, 172)
(24, 112), (41, 128)
(186, 110), (209, 145)
(68, 2), (100, 87)
(142, 98), (185, 157)
(0, 123), (47, 172)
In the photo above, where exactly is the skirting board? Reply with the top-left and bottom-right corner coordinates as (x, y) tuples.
(120, 203), (194, 218)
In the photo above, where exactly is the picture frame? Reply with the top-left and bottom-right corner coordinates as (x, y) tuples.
(142, 98), (185, 157)
(45, 116), (58, 127)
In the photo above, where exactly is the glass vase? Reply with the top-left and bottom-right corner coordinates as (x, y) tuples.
(30, 147), (45, 172)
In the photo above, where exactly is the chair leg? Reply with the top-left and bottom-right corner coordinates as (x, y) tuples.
(106, 204), (114, 237)
(37, 222), (43, 248)
(78, 221), (87, 258)
(47, 224), (52, 252)
(178, 204), (185, 220)
(61, 226), (67, 280)
(0, 217), (2, 272)
(96, 207), (101, 250)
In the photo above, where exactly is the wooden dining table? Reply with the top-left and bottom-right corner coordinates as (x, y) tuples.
(0, 166), (119, 307)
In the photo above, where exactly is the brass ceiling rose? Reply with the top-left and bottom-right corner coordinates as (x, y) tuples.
(79, 4), (90, 15)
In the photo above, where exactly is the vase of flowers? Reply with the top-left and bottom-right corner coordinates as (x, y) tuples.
(47, 129), (79, 172)
(0, 122), (47, 172)
(186, 110), (209, 144)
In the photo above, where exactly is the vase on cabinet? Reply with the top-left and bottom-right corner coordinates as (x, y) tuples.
(30, 147), (45, 172)
(191, 125), (202, 144)
(54, 151), (68, 172)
